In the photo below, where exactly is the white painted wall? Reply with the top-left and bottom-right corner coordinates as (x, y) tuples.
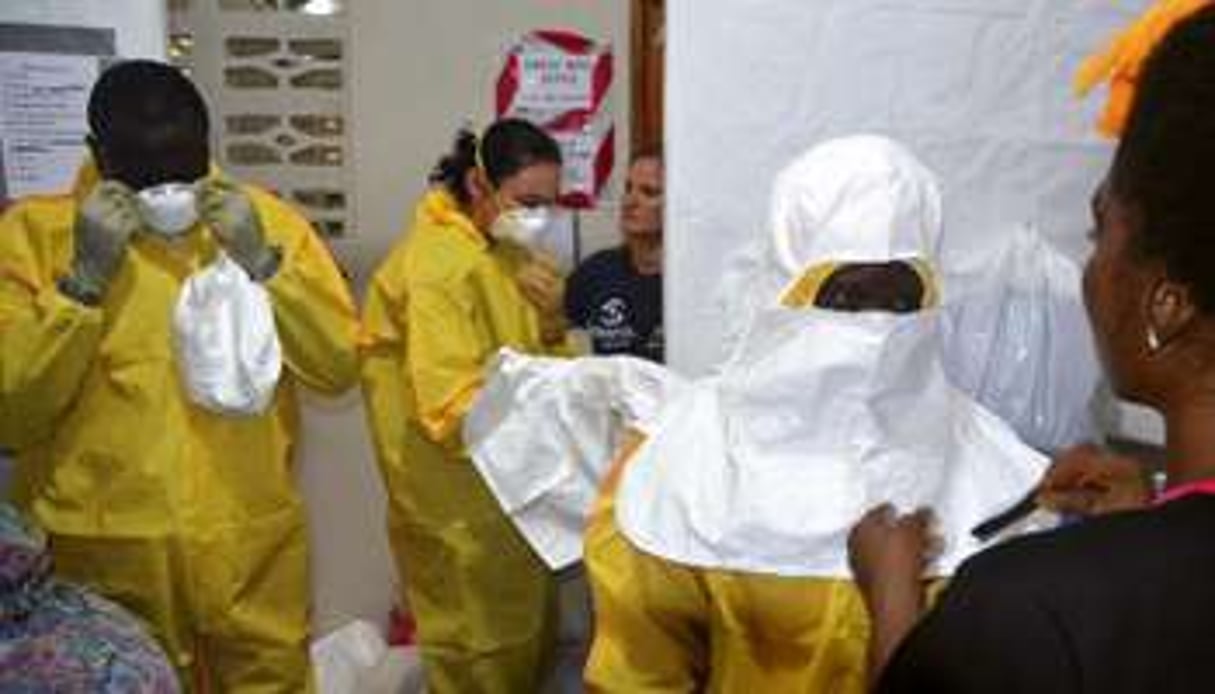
(665, 0), (1151, 377)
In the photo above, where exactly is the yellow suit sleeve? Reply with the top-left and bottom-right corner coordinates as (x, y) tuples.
(359, 281), (409, 461)
(255, 192), (360, 396)
(0, 203), (105, 449)
(406, 280), (489, 443)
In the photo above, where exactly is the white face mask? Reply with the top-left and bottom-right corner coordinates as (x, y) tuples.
(135, 182), (200, 237)
(490, 206), (554, 247)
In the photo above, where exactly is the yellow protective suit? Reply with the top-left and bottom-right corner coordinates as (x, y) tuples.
(584, 448), (872, 694)
(0, 166), (359, 692)
(585, 259), (945, 693)
(361, 189), (573, 694)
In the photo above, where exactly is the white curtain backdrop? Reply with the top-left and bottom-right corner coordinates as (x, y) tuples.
(665, 0), (1151, 376)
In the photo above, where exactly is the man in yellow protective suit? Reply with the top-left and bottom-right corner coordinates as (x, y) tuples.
(361, 121), (574, 693)
(584, 136), (1049, 693)
(0, 60), (359, 691)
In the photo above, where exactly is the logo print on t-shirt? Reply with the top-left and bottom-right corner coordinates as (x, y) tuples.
(598, 297), (629, 329)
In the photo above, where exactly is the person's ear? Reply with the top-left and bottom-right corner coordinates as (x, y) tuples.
(465, 167), (492, 205)
(1145, 274), (1197, 355)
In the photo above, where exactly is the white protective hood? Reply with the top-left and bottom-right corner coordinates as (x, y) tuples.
(615, 136), (1051, 578)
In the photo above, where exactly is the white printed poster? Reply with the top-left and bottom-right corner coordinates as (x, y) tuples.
(496, 30), (615, 210)
(515, 51), (597, 113)
(0, 51), (98, 198)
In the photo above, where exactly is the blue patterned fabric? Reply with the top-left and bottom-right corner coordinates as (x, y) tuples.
(0, 504), (180, 692)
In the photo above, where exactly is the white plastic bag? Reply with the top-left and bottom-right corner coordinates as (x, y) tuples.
(311, 621), (388, 694)
(942, 226), (1101, 452)
(173, 252), (282, 417)
(464, 349), (686, 569)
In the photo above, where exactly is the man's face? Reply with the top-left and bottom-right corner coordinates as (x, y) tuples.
(620, 156), (663, 239)
(814, 262), (925, 314)
(90, 119), (209, 191)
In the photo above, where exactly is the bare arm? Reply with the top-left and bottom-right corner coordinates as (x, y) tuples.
(847, 505), (935, 686)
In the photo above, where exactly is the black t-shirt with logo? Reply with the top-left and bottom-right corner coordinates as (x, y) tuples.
(564, 247), (663, 363)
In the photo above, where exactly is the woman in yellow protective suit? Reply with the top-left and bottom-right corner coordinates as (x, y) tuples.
(0, 61), (358, 692)
(584, 136), (1049, 693)
(361, 119), (574, 693)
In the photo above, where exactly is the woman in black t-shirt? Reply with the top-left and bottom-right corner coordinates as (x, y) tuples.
(565, 151), (665, 362)
(850, 7), (1215, 693)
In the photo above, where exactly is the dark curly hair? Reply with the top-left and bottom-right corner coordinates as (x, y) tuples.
(1110, 5), (1215, 313)
(429, 118), (562, 205)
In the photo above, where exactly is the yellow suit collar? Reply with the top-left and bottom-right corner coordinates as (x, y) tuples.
(420, 188), (488, 251)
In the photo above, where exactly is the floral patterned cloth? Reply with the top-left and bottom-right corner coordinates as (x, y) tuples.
(0, 504), (180, 692)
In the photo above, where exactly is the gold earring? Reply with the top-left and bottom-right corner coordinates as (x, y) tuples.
(1147, 327), (1161, 353)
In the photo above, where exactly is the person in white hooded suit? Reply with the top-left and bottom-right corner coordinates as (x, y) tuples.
(582, 136), (1052, 693)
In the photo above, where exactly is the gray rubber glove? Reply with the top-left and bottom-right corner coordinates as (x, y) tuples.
(60, 181), (142, 305)
(198, 177), (281, 281)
